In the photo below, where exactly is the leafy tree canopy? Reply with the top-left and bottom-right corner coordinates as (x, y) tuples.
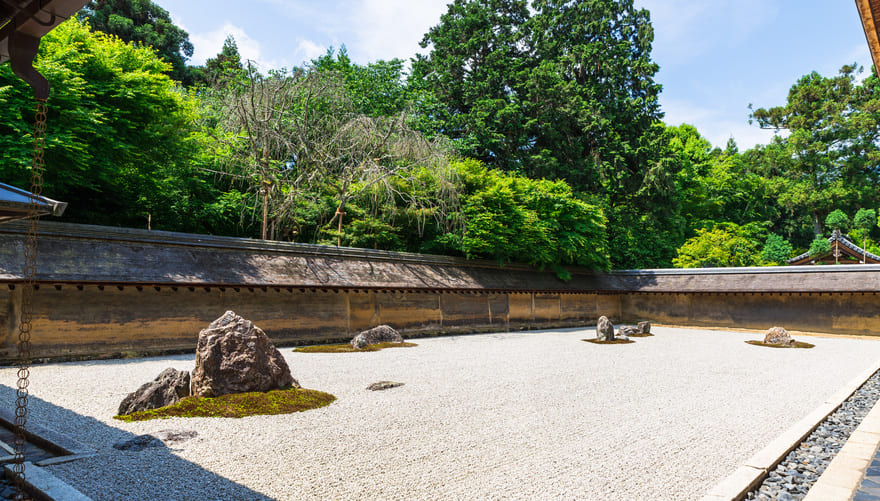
(82, 0), (194, 83)
(0, 18), (225, 232)
(672, 222), (768, 268)
(825, 209), (850, 233)
(750, 65), (880, 237)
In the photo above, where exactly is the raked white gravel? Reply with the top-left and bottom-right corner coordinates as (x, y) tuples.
(2, 326), (880, 500)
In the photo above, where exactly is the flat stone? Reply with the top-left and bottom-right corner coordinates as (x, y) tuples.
(366, 381), (404, 391)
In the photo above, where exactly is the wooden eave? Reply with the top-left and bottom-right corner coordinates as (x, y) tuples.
(0, 0), (86, 64)
(856, 0), (880, 78)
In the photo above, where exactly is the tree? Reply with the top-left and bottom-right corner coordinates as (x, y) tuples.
(205, 64), (454, 243)
(750, 65), (880, 237)
(672, 222), (767, 268)
(411, 0), (530, 165)
(809, 237), (831, 258)
(853, 208), (877, 262)
(448, 159), (609, 274)
(189, 35), (245, 88)
(760, 233), (793, 265)
(0, 18), (217, 231)
(82, 0), (194, 83)
(825, 209), (850, 234)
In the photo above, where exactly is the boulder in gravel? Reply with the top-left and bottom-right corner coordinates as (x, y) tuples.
(117, 368), (191, 416)
(618, 326), (638, 340)
(350, 325), (404, 349)
(637, 321), (651, 334)
(597, 316), (614, 341)
(764, 326), (794, 346)
(191, 311), (298, 398)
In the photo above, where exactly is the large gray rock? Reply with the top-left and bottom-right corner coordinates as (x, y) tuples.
(350, 325), (404, 349)
(191, 311), (298, 398)
(597, 316), (614, 341)
(764, 326), (794, 346)
(637, 321), (651, 334)
(618, 326), (638, 340)
(117, 368), (191, 416)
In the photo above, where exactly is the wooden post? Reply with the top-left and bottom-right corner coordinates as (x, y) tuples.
(261, 187), (268, 240)
(335, 206), (346, 247)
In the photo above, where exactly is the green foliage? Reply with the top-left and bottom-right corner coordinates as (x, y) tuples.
(672, 222), (768, 268)
(824, 209), (850, 233)
(809, 237), (831, 257)
(114, 388), (336, 421)
(0, 18), (225, 232)
(188, 35), (246, 88)
(83, 0), (194, 82)
(750, 65), (880, 238)
(760, 233), (794, 265)
(854, 208), (877, 232)
(449, 160), (610, 273)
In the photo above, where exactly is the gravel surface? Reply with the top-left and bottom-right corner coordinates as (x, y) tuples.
(746, 369), (880, 501)
(1, 327), (880, 500)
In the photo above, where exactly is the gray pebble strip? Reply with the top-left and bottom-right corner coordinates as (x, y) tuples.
(746, 369), (880, 501)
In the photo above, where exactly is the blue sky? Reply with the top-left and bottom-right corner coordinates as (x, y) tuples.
(158, 0), (873, 150)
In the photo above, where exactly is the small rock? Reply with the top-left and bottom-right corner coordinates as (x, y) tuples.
(117, 368), (191, 416)
(113, 434), (165, 451)
(596, 316), (614, 341)
(351, 325), (404, 349)
(153, 429), (198, 446)
(637, 321), (651, 334)
(764, 326), (794, 345)
(618, 326), (638, 338)
(366, 381), (404, 391)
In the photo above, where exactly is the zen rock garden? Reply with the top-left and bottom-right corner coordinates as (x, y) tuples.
(116, 313), (414, 419)
(747, 326), (815, 349)
(589, 316), (651, 344)
(116, 311), (330, 420)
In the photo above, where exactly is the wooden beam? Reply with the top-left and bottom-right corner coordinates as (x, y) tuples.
(856, 0), (880, 78)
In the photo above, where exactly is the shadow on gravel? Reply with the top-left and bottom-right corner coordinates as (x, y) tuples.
(0, 384), (272, 500)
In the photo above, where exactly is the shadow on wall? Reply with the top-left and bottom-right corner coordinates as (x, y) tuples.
(0, 383), (273, 500)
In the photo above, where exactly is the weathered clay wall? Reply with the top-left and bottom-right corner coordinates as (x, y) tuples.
(0, 285), (610, 361)
(3, 221), (880, 362)
(620, 292), (880, 335)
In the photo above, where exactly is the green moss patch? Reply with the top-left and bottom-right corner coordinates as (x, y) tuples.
(745, 340), (815, 349)
(583, 338), (635, 345)
(293, 342), (418, 353)
(114, 388), (336, 422)
(628, 333), (654, 338)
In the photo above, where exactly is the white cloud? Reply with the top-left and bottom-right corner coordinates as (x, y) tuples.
(295, 39), (327, 63)
(190, 22), (287, 70)
(347, 0), (449, 63)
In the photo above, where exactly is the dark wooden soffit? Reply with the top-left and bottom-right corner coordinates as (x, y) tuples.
(856, 0), (880, 78)
(0, 0), (85, 64)
(3, 221), (880, 293)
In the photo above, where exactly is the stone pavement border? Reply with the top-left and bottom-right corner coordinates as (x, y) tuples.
(802, 392), (880, 500)
(701, 361), (880, 501)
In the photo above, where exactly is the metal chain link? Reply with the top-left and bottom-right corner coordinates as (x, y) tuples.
(11, 98), (47, 501)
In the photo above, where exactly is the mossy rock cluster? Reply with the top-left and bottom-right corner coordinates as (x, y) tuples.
(293, 342), (418, 353)
(745, 340), (815, 349)
(114, 388), (336, 422)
